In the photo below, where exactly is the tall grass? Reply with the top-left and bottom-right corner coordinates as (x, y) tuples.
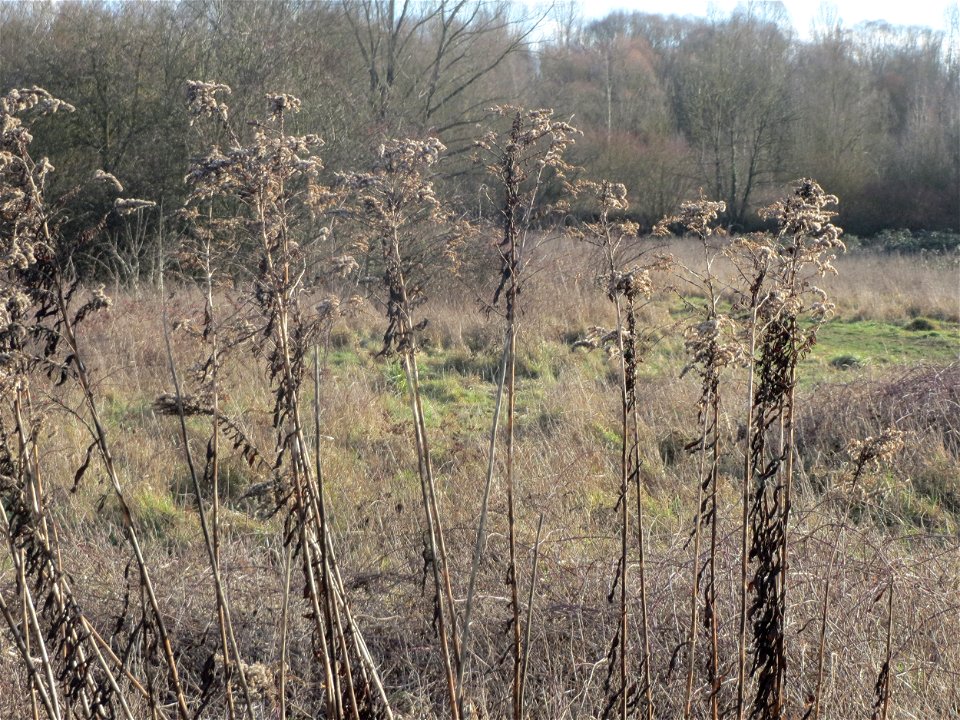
(1, 85), (957, 719)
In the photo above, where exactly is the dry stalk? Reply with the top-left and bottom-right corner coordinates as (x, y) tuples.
(519, 512), (545, 711)
(1, 85), (185, 718)
(724, 232), (772, 720)
(871, 576), (895, 720)
(473, 106), (578, 720)
(182, 82), (390, 719)
(573, 178), (660, 720)
(812, 429), (905, 720)
(655, 193), (737, 720)
(157, 265), (255, 719)
(0, 403), (149, 718)
(744, 180), (844, 720)
(340, 135), (465, 718)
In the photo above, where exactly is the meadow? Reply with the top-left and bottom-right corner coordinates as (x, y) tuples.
(1, 85), (959, 720)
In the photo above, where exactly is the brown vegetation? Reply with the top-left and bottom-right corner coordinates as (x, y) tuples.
(1, 82), (959, 720)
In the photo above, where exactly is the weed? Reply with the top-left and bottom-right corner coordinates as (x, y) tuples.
(2, 82), (957, 720)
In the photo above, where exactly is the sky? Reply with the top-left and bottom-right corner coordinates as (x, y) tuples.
(523, 0), (958, 39)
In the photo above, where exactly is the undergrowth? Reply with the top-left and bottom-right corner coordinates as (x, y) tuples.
(1, 85), (958, 720)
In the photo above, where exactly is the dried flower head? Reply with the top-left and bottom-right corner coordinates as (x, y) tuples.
(759, 178), (845, 275)
(1, 87), (81, 365)
(680, 314), (744, 379)
(0, 86), (75, 119)
(316, 296), (341, 322)
(93, 169), (124, 192)
(338, 138), (449, 231)
(186, 80), (232, 124)
(184, 131), (323, 204)
(266, 93), (302, 119)
(476, 106), (580, 185)
(845, 429), (907, 473)
(576, 178), (629, 212)
(113, 198), (156, 215)
(605, 266), (653, 302)
(571, 326), (629, 357)
(653, 191), (726, 238)
(339, 136), (467, 354)
(330, 254), (359, 278)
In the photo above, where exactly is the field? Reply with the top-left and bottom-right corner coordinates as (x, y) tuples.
(3, 238), (958, 718)
(2, 86), (959, 720)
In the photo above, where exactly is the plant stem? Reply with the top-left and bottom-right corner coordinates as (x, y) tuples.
(458, 335), (511, 715)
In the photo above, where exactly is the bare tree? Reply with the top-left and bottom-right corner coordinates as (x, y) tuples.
(670, 6), (793, 227)
(342, 0), (539, 139)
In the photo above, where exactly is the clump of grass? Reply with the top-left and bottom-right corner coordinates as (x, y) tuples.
(830, 354), (863, 370)
(904, 317), (935, 332)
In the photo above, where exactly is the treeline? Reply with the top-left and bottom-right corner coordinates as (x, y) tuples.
(1, 0), (958, 240)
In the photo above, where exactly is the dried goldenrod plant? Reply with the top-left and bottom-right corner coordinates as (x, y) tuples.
(181, 81), (391, 719)
(2, 73), (933, 720)
(339, 136), (465, 719)
(722, 230), (774, 720)
(1, 86), (185, 719)
(870, 575), (895, 720)
(655, 193), (743, 720)
(470, 106), (578, 720)
(743, 179), (844, 720)
(0, 390), (143, 720)
(810, 428), (905, 720)
(572, 178), (664, 720)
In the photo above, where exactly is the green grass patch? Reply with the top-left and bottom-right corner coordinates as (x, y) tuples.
(136, 488), (186, 538)
(98, 487), (197, 548)
(805, 319), (959, 378)
(592, 422), (621, 451)
(100, 391), (152, 429)
(326, 346), (364, 368)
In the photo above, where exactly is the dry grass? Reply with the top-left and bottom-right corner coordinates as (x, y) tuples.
(663, 238), (960, 324)
(4, 273), (958, 718)
(2, 87), (959, 720)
